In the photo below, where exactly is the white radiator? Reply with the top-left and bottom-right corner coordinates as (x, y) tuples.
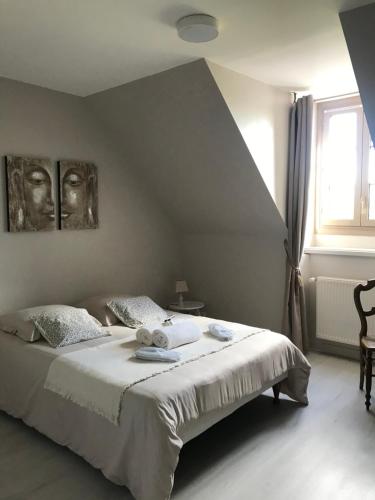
(312, 276), (375, 346)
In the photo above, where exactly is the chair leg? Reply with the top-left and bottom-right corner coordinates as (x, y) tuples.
(360, 348), (365, 390)
(365, 350), (372, 411)
(272, 383), (280, 405)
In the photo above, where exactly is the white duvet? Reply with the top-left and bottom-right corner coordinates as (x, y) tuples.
(44, 319), (266, 424)
(0, 315), (311, 500)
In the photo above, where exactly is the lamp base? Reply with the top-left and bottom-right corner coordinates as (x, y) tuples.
(178, 293), (184, 307)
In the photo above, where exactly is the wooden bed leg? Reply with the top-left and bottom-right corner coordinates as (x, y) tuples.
(272, 383), (280, 404)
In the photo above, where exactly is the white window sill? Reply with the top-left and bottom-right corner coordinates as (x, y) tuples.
(304, 247), (375, 258)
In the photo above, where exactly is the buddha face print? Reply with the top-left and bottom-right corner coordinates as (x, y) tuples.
(58, 160), (98, 230)
(6, 156), (55, 232)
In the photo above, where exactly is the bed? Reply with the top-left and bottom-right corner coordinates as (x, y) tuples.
(0, 313), (310, 500)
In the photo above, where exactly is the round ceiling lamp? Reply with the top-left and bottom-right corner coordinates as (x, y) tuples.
(176, 14), (218, 43)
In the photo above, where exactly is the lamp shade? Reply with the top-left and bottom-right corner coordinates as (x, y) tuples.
(175, 280), (189, 293)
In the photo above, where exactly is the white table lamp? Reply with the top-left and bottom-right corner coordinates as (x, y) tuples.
(176, 280), (189, 306)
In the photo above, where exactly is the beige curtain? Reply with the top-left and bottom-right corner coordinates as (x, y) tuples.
(284, 95), (313, 352)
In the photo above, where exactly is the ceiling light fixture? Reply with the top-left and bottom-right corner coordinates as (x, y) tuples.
(176, 14), (218, 43)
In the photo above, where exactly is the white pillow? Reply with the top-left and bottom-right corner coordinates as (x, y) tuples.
(107, 296), (168, 328)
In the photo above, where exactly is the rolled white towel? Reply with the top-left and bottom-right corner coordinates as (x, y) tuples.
(136, 323), (159, 346)
(153, 320), (202, 350)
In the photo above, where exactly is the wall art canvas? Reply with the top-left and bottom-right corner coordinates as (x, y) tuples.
(58, 160), (98, 230)
(6, 155), (55, 232)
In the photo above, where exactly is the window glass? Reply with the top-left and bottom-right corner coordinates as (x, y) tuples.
(320, 111), (358, 222)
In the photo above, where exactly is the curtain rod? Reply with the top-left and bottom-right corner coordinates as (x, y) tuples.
(314, 91), (360, 103)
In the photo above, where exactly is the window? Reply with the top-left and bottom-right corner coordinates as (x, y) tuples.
(316, 95), (375, 233)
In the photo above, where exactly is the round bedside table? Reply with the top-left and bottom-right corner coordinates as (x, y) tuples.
(168, 300), (205, 316)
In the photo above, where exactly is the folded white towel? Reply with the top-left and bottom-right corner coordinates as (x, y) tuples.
(208, 323), (234, 341)
(153, 320), (202, 350)
(136, 323), (159, 346)
(135, 347), (181, 363)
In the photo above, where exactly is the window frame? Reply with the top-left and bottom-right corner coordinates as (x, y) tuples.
(361, 123), (375, 227)
(315, 95), (375, 235)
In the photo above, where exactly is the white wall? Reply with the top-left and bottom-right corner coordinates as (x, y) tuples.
(303, 253), (375, 282)
(207, 62), (291, 221)
(0, 77), (182, 313)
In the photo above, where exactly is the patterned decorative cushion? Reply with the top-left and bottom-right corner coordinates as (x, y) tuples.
(76, 295), (131, 326)
(32, 308), (108, 348)
(107, 296), (168, 329)
(0, 305), (85, 342)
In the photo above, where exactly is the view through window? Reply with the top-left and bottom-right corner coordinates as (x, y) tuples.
(316, 95), (375, 232)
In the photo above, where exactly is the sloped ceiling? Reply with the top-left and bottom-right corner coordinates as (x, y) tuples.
(340, 3), (375, 143)
(87, 59), (286, 238)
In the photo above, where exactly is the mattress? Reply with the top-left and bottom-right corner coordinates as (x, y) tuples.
(0, 315), (310, 500)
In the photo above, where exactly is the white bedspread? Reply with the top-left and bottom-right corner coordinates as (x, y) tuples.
(0, 315), (311, 500)
(45, 317), (265, 424)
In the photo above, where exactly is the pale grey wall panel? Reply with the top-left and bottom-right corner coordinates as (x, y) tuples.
(182, 233), (287, 332)
(87, 59), (286, 237)
(87, 60), (287, 331)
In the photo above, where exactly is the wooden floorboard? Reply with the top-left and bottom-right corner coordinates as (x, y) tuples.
(0, 353), (374, 500)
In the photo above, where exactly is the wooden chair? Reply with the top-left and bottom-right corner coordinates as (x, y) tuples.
(354, 279), (375, 410)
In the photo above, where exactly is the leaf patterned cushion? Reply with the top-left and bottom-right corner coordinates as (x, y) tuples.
(75, 295), (132, 326)
(0, 305), (87, 342)
(107, 296), (168, 328)
(32, 308), (109, 348)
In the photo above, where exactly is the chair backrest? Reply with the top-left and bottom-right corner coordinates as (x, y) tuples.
(354, 279), (375, 339)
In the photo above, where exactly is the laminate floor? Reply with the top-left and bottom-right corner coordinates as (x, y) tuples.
(1, 353), (374, 500)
